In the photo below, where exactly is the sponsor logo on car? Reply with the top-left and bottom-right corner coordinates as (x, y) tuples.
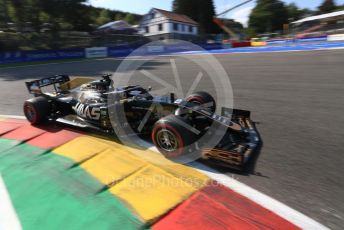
(72, 102), (101, 120)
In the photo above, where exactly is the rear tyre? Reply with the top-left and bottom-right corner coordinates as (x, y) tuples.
(152, 115), (198, 158)
(23, 97), (50, 125)
(186, 91), (216, 113)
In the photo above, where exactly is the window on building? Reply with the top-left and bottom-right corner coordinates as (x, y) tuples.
(151, 13), (155, 19)
(145, 26), (149, 33)
(181, 24), (185, 31)
(158, 24), (163, 31)
(173, 23), (179, 31)
(189, 25), (193, 33)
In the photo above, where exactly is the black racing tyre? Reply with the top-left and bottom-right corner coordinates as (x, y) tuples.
(152, 115), (198, 158)
(186, 91), (216, 113)
(23, 97), (50, 125)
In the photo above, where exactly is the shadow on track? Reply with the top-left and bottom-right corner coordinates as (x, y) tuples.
(37, 120), (264, 176)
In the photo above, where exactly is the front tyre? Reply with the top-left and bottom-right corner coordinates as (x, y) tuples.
(152, 115), (198, 158)
(23, 96), (50, 125)
(186, 91), (216, 113)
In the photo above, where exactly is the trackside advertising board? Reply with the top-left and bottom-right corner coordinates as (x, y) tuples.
(0, 43), (224, 64)
(0, 49), (85, 64)
(85, 47), (108, 58)
(25, 49), (85, 61)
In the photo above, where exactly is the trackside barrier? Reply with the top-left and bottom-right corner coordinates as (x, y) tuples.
(0, 43), (224, 64)
(26, 49), (85, 62)
(107, 43), (224, 57)
(85, 47), (108, 58)
(0, 49), (85, 64)
(328, 34), (344, 41)
(251, 41), (267, 47)
(0, 51), (23, 64)
(266, 36), (328, 45)
(266, 39), (289, 45)
(296, 35), (328, 42)
(231, 41), (251, 48)
(108, 47), (134, 57)
(199, 43), (223, 50)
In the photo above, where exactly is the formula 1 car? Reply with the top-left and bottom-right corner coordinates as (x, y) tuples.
(24, 74), (260, 170)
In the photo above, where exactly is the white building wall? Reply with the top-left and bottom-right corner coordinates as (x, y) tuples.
(140, 20), (169, 36)
(193, 26), (198, 35)
(166, 22), (198, 35)
(139, 9), (199, 37)
(166, 22), (173, 33)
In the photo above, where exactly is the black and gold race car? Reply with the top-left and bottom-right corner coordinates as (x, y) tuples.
(24, 74), (260, 170)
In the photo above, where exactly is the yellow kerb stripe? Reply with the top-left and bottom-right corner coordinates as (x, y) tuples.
(109, 165), (197, 222)
(52, 136), (209, 222)
(54, 136), (109, 162)
(80, 148), (148, 186)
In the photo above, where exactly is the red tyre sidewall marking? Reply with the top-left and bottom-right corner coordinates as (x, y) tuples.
(186, 96), (205, 104)
(152, 123), (185, 158)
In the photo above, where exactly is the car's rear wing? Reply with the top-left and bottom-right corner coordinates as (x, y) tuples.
(25, 75), (70, 95)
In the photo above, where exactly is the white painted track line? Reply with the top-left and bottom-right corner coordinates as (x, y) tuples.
(190, 162), (330, 230)
(130, 138), (329, 229)
(0, 175), (22, 230)
(0, 115), (25, 119)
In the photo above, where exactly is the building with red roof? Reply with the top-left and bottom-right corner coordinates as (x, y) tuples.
(139, 8), (199, 41)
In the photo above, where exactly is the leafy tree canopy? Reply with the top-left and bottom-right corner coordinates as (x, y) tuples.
(173, 0), (221, 34)
(318, 0), (337, 14)
(287, 3), (315, 22)
(0, 0), (142, 32)
(96, 9), (111, 26)
(248, 0), (289, 35)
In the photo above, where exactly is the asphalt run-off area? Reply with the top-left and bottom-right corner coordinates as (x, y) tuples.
(0, 47), (344, 229)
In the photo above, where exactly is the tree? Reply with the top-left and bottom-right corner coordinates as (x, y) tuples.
(287, 3), (314, 22)
(96, 9), (111, 26)
(299, 8), (314, 17)
(0, 0), (142, 33)
(248, 0), (289, 35)
(318, 0), (337, 14)
(123, 14), (135, 24)
(173, 0), (198, 21)
(0, 0), (8, 25)
(10, 0), (26, 31)
(39, 0), (91, 31)
(199, 0), (221, 34)
(172, 0), (220, 34)
(115, 14), (123, 21)
(25, 0), (44, 32)
(287, 3), (302, 21)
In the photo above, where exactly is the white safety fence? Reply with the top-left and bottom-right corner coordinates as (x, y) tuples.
(327, 34), (344, 41)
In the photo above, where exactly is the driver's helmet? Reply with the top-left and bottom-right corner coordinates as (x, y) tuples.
(80, 81), (108, 93)
(94, 82), (108, 92)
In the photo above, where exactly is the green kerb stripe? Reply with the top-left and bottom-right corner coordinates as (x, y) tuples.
(0, 138), (145, 230)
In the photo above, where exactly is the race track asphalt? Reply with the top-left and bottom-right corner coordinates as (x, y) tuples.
(0, 49), (344, 229)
